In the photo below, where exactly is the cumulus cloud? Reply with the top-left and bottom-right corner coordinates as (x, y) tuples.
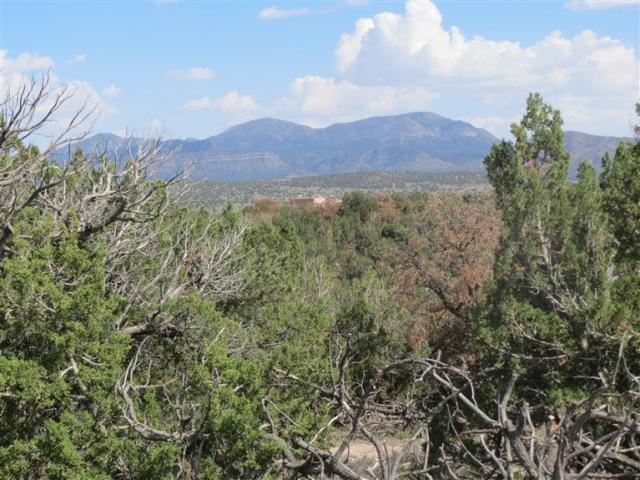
(215, 91), (260, 112)
(258, 6), (310, 20)
(181, 77), (437, 130)
(184, 91), (260, 112)
(276, 75), (438, 124)
(102, 84), (122, 98)
(565, 0), (639, 10)
(333, 0), (638, 136)
(183, 97), (214, 111)
(63, 79), (114, 116)
(183, 92), (264, 131)
(336, 18), (375, 72)
(337, 1), (636, 91)
(0, 50), (118, 146)
(170, 67), (215, 80)
(0, 50), (55, 73)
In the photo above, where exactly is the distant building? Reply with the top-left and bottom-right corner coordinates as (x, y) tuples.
(289, 196), (328, 208)
(289, 196), (341, 214)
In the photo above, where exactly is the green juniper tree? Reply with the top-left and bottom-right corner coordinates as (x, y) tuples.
(0, 75), (327, 479)
(483, 93), (616, 402)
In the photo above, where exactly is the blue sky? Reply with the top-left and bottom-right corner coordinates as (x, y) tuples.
(1, 0), (638, 139)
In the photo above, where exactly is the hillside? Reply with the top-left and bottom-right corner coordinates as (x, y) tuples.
(182, 171), (489, 208)
(66, 113), (630, 181)
(564, 130), (631, 177)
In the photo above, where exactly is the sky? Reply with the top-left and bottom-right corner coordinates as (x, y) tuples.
(1, 0), (638, 140)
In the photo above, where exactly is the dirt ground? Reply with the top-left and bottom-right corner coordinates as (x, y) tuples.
(331, 438), (402, 459)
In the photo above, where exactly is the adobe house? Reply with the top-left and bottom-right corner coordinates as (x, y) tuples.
(289, 196), (326, 208)
(289, 196), (342, 213)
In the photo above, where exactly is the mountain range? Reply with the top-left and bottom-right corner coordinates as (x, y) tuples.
(69, 113), (630, 181)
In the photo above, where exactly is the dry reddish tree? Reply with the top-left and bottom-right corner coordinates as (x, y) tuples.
(389, 193), (501, 351)
(245, 198), (283, 220)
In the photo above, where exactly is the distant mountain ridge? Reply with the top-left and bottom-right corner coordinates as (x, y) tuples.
(66, 113), (631, 181)
(563, 131), (630, 178)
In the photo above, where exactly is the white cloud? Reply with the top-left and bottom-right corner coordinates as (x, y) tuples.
(336, 18), (375, 71)
(258, 6), (310, 20)
(68, 53), (87, 65)
(183, 92), (264, 131)
(215, 91), (260, 112)
(0, 51), (119, 146)
(64, 79), (114, 116)
(169, 67), (215, 80)
(183, 97), (214, 111)
(183, 97), (214, 112)
(102, 84), (122, 98)
(333, 0), (638, 136)
(182, 77), (437, 128)
(276, 75), (438, 124)
(0, 50), (55, 73)
(554, 94), (636, 134)
(565, 0), (639, 10)
(184, 91), (260, 112)
(336, 1), (637, 91)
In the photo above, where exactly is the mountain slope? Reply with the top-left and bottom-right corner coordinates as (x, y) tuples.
(564, 131), (632, 177)
(67, 113), (631, 181)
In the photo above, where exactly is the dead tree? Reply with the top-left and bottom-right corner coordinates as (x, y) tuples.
(269, 336), (639, 479)
(0, 72), (95, 255)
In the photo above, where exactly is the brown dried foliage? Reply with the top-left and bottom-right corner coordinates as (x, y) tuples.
(390, 193), (501, 352)
(245, 198), (283, 220)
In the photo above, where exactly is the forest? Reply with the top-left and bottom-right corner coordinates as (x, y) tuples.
(0, 78), (639, 479)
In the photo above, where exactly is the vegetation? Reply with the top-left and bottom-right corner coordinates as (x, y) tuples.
(181, 171), (489, 209)
(1, 77), (638, 479)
